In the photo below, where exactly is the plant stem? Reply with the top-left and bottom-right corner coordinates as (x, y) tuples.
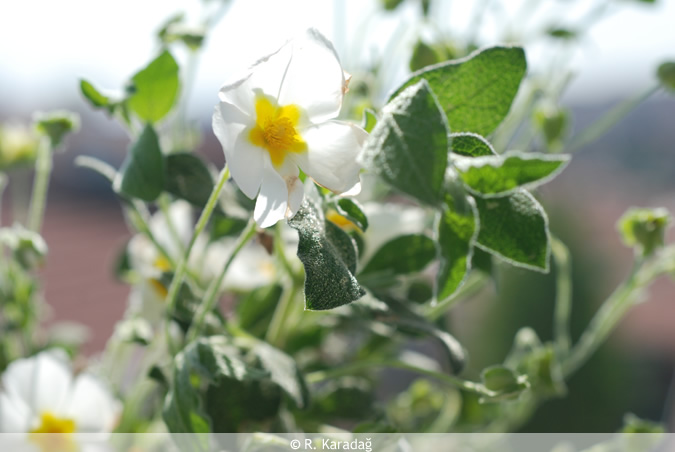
(164, 166), (230, 353)
(425, 272), (487, 322)
(186, 218), (257, 342)
(562, 260), (643, 377)
(27, 138), (52, 232)
(0, 173), (7, 226)
(306, 359), (495, 398)
(551, 237), (572, 359)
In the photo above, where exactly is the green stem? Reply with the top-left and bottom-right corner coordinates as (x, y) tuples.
(27, 139), (52, 232)
(164, 166), (230, 353)
(306, 359), (495, 398)
(551, 237), (572, 359)
(186, 218), (257, 342)
(425, 273), (487, 322)
(562, 260), (644, 377)
(265, 282), (299, 348)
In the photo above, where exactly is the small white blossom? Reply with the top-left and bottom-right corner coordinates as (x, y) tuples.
(212, 28), (367, 227)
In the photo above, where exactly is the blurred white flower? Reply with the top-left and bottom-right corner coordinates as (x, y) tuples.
(0, 350), (120, 437)
(212, 28), (367, 228)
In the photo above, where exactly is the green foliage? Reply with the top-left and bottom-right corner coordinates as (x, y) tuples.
(79, 79), (114, 113)
(436, 189), (478, 299)
(474, 191), (551, 272)
(393, 46), (527, 136)
(617, 207), (670, 257)
(127, 50), (180, 123)
(334, 198), (368, 232)
(164, 153), (214, 207)
(253, 342), (310, 409)
(409, 39), (443, 72)
(115, 124), (165, 201)
(546, 28), (577, 40)
(361, 108), (378, 133)
(450, 133), (497, 157)
(454, 152), (570, 197)
(288, 199), (365, 310)
(360, 234), (436, 280)
(360, 80), (449, 206)
(33, 110), (80, 148)
(657, 61), (675, 91)
(0, 225), (48, 270)
(480, 365), (529, 402)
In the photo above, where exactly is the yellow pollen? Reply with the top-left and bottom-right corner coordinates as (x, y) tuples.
(249, 94), (307, 167)
(29, 411), (78, 452)
(153, 255), (172, 272)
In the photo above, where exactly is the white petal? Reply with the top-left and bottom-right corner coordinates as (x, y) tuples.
(218, 42), (293, 114)
(278, 29), (345, 124)
(1, 351), (72, 417)
(0, 392), (30, 432)
(287, 177), (304, 219)
(293, 121), (367, 193)
(66, 374), (119, 433)
(212, 104), (265, 199)
(149, 200), (193, 258)
(254, 162), (288, 228)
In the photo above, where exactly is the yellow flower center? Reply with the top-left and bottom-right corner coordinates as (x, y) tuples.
(249, 94), (307, 167)
(29, 412), (77, 452)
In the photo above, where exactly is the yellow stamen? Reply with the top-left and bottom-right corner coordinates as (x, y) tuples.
(249, 94), (307, 167)
(153, 255), (172, 272)
(149, 278), (169, 298)
(29, 412), (77, 452)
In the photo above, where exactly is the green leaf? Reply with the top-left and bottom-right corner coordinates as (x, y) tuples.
(546, 28), (577, 40)
(657, 61), (675, 91)
(360, 80), (449, 206)
(236, 284), (282, 338)
(480, 365), (529, 402)
(115, 124), (165, 201)
(436, 188), (478, 300)
(253, 342), (310, 409)
(454, 151), (570, 197)
(450, 132), (497, 157)
(163, 337), (268, 435)
(617, 207), (671, 257)
(335, 198), (368, 232)
(288, 198), (365, 310)
(474, 191), (551, 272)
(360, 234), (436, 278)
(409, 39), (442, 72)
(127, 50), (180, 123)
(210, 212), (249, 241)
(165, 153), (214, 207)
(79, 79), (113, 112)
(393, 46), (527, 137)
(361, 108), (377, 133)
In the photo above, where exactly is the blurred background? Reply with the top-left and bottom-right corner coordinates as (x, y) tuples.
(1, 0), (674, 432)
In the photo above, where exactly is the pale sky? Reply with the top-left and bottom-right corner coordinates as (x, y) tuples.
(0, 0), (674, 119)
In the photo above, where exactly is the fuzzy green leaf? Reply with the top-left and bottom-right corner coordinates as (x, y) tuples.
(288, 199), (364, 310)
(475, 191), (550, 272)
(165, 153), (214, 207)
(450, 132), (497, 157)
(393, 46), (527, 136)
(253, 342), (310, 409)
(360, 234), (436, 278)
(360, 80), (448, 206)
(455, 151), (570, 197)
(336, 198), (368, 232)
(116, 124), (165, 201)
(127, 50), (180, 123)
(436, 188), (478, 300)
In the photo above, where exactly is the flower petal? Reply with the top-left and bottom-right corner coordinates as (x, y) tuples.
(1, 350), (71, 417)
(218, 42), (293, 115)
(0, 392), (31, 432)
(213, 104), (266, 199)
(293, 121), (367, 193)
(278, 29), (345, 124)
(66, 374), (119, 433)
(254, 161), (289, 228)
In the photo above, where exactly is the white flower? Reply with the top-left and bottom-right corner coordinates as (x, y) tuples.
(212, 28), (368, 228)
(0, 350), (120, 436)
